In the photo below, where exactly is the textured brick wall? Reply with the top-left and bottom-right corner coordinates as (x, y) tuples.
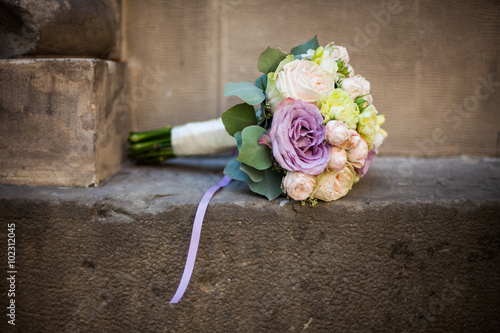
(123, 0), (500, 157)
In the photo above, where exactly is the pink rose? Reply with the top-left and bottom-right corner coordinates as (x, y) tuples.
(346, 132), (368, 168)
(312, 164), (357, 201)
(339, 129), (360, 149)
(327, 147), (347, 171)
(282, 171), (316, 201)
(276, 59), (334, 105)
(325, 120), (351, 147)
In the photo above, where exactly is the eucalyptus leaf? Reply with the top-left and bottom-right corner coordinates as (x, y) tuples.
(257, 47), (286, 74)
(254, 73), (268, 91)
(240, 163), (264, 182)
(247, 168), (283, 200)
(221, 103), (258, 136)
(237, 126), (272, 170)
(290, 36), (320, 56)
(234, 131), (243, 150)
(224, 82), (265, 105)
(224, 155), (248, 182)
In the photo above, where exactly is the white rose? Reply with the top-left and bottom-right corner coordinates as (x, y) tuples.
(300, 49), (315, 60)
(276, 59), (335, 105)
(325, 43), (350, 64)
(312, 164), (356, 201)
(282, 171), (316, 201)
(341, 74), (372, 104)
(328, 147), (347, 171)
(325, 120), (351, 146)
(373, 132), (385, 151)
(319, 58), (339, 78)
(346, 65), (355, 77)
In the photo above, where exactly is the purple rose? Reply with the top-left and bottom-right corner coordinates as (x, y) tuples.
(268, 98), (331, 175)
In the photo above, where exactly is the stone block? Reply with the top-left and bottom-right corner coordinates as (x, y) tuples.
(0, 0), (120, 59)
(0, 156), (498, 332)
(0, 58), (130, 187)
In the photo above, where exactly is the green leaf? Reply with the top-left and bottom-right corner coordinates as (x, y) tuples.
(355, 97), (368, 112)
(247, 168), (283, 200)
(237, 126), (272, 170)
(254, 73), (268, 91)
(336, 59), (351, 76)
(223, 155), (248, 182)
(290, 36), (320, 56)
(273, 54), (294, 75)
(221, 103), (258, 136)
(224, 82), (265, 105)
(257, 47), (286, 73)
(240, 163), (264, 182)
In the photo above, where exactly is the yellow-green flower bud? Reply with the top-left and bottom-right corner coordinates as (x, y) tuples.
(319, 89), (359, 129)
(357, 104), (378, 150)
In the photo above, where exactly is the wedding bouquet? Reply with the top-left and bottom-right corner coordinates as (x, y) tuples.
(128, 37), (387, 204)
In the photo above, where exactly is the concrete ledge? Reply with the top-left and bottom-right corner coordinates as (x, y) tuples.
(0, 58), (130, 187)
(0, 156), (499, 332)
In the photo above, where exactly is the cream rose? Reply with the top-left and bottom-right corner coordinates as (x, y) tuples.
(276, 59), (335, 105)
(341, 74), (373, 104)
(282, 171), (316, 201)
(325, 120), (351, 147)
(312, 164), (357, 201)
(327, 147), (347, 171)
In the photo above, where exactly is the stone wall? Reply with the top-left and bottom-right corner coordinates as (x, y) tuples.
(123, 0), (500, 157)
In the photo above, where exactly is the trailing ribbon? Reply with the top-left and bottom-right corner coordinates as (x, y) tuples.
(170, 175), (232, 303)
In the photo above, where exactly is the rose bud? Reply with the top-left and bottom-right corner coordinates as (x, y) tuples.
(282, 171), (316, 201)
(327, 147), (347, 171)
(325, 120), (351, 147)
(347, 133), (369, 168)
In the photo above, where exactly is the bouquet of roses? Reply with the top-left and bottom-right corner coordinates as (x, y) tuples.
(128, 36), (387, 203)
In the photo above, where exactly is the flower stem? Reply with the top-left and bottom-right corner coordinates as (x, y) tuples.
(128, 127), (172, 143)
(127, 126), (176, 163)
(128, 138), (172, 153)
(128, 148), (175, 159)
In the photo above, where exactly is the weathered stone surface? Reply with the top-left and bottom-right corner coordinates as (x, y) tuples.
(0, 58), (130, 187)
(0, 0), (120, 59)
(0, 156), (498, 332)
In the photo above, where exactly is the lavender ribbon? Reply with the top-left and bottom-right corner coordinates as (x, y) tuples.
(170, 175), (232, 303)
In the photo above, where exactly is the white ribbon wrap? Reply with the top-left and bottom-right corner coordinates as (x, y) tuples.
(171, 118), (237, 156)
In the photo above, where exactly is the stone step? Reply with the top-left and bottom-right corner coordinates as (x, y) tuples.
(0, 58), (130, 187)
(0, 156), (499, 332)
